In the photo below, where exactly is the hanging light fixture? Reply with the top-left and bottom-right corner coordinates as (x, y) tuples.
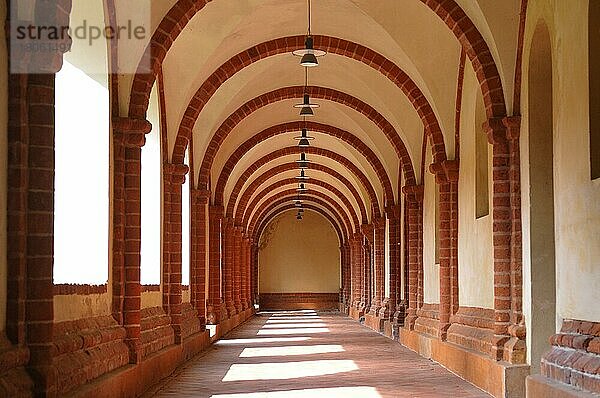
(296, 152), (310, 169)
(296, 212), (303, 220)
(296, 169), (310, 180)
(294, 127), (315, 147)
(297, 183), (308, 192)
(292, 0), (326, 67)
(293, 69), (319, 116)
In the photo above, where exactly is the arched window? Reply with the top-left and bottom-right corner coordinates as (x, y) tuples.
(54, 31), (109, 285)
(140, 83), (162, 285)
(182, 149), (191, 286)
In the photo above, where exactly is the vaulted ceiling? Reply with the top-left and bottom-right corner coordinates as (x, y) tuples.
(114, 0), (521, 238)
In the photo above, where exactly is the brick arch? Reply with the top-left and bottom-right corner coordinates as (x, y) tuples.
(223, 147), (382, 218)
(232, 163), (368, 225)
(255, 205), (346, 247)
(131, 1), (505, 127)
(248, 191), (358, 238)
(212, 121), (394, 206)
(168, 35), (447, 168)
(252, 196), (351, 245)
(241, 178), (362, 230)
(197, 86), (416, 185)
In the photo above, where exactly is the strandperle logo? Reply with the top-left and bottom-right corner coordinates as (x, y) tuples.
(9, 0), (152, 74)
(15, 20), (147, 46)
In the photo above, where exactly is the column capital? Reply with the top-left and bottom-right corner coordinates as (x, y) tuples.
(164, 163), (190, 185)
(502, 116), (521, 141)
(429, 159), (459, 183)
(385, 204), (402, 220)
(402, 184), (424, 203)
(113, 117), (152, 148)
(361, 223), (374, 237)
(483, 117), (508, 145)
(373, 216), (386, 229)
(191, 188), (211, 205)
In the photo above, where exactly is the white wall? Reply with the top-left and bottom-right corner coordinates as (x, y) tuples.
(423, 144), (440, 304)
(259, 210), (340, 293)
(457, 62), (495, 309)
(521, 0), (600, 366)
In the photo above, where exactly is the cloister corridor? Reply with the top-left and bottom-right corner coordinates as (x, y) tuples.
(145, 311), (490, 398)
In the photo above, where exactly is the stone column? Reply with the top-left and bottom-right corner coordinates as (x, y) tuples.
(113, 117), (152, 363)
(190, 189), (210, 325)
(163, 163), (189, 343)
(251, 243), (259, 305)
(360, 224), (374, 314)
(233, 227), (243, 313)
(402, 184), (424, 330)
(485, 118), (515, 360)
(222, 220), (235, 318)
(386, 205), (402, 322)
(369, 218), (386, 315)
(206, 205), (224, 324)
(430, 160), (459, 340)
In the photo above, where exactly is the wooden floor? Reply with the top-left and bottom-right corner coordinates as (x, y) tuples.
(146, 311), (491, 398)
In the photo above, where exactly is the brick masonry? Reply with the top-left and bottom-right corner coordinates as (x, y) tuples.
(259, 293), (340, 310)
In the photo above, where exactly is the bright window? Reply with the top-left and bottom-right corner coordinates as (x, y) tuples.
(182, 149), (191, 286)
(54, 61), (109, 284)
(140, 83), (162, 285)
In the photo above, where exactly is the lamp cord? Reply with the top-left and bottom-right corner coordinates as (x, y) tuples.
(307, 0), (312, 36)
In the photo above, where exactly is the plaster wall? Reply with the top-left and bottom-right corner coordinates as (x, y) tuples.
(457, 62), (494, 309)
(258, 210), (340, 293)
(423, 145), (440, 304)
(521, 0), (600, 367)
(54, 293), (111, 322)
(142, 291), (162, 309)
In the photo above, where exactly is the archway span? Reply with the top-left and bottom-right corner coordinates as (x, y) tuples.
(170, 35), (447, 167)
(255, 205), (346, 247)
(222, 147), (381, 217)
(241, 178), (363, 228)
(197, 86), (416, 185)
(248, 192), (358, 238)
(232, 163), (368, 224)
(130, 0), (506, 135)
(212, 122), (393, 205)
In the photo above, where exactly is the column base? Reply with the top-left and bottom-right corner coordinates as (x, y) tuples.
(349, 306), (365, 320)
(364, 312), (386, 332)
(399, 327), (530, 398)
(526, 375), (596, 398)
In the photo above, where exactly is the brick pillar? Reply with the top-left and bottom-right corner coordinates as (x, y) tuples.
(251, 243), (259, 305)
(485, 118), (518, 360)
(163, 163), (189, 343)
(239, 236), (247, 311)
(206, 205), (223, 324)
(403, 184), (424, 330)
(369, 218), (386, 315)
(503, 116), (526, 363)
(386, 205), (402, 322)
(430, 160), (459, 340)
(360, 225), (373, 314)
(24, 74), (58, 396)
(191, 188), (210, 325)
(113, 117), (152, 364)
(222, 219), (235, 318)
(350, 234), (363, 309)
(233, 227), (243, 313)
(245, 237), (253, 309)
(340, 243), (350, 310)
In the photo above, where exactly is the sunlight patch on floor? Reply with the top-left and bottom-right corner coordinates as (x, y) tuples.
(257, 328), (329, 335)
(239, 344), (344, 358)
(216, 337), (311, 345)
(222, 360), (358, 381)
(261, 323), (327, 329)
(265, 319), (323, 324)
(210, 386), (382, 397)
